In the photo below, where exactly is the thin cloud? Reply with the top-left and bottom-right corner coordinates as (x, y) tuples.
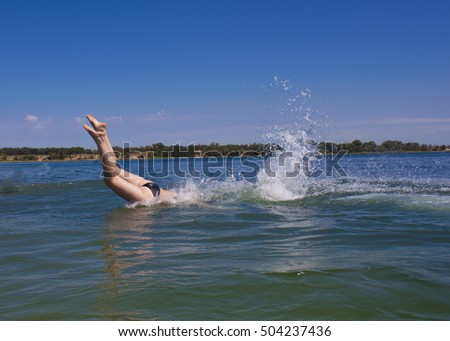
(25, 114), (39, 122)
(335, 117), (450, 126)
(137, 111), (169, 122)
(328, 117), (450, 144)
(181, 113), (217, 121)
(106, 116), (123, 123)
(24, 114), (52, 129)
(136, 111), (217, 123)
(384, 118), (450, 124)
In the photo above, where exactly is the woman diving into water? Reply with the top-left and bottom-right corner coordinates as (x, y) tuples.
(83, 114), (177, 203)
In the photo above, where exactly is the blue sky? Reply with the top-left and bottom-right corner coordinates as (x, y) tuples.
(0, 0), (449, 148)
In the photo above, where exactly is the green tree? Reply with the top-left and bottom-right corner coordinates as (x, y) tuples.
(362, 141), (378, 153)
(380, 140), (402, 152)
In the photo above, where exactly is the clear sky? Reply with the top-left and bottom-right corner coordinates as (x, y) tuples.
(0, 0), (449, 148)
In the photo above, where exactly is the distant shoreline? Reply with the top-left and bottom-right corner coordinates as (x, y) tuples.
(1, 140), (449, 162)
(1, 150), (449, 163)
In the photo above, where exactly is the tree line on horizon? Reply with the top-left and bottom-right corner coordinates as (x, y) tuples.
(319, 140), (449, 154)
(0, 140), (449, 161)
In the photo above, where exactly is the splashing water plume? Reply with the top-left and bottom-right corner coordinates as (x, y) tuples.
(254, 77), (326, 201)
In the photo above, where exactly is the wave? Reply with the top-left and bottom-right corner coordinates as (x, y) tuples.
(141, 174), (450, 210)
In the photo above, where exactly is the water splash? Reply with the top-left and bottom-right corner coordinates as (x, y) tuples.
(254, 77), (326, 201)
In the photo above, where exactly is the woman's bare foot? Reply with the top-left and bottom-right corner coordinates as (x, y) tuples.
(83, 114), (106, 139)
(83, 114), (108, 141)
(86, 114), (107, 134)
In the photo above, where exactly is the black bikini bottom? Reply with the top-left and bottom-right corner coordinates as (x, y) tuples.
(142, 182), (160, 197)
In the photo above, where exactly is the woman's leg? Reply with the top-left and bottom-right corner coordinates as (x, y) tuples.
(85, 115), (149, 187)
(84, 115), (152, 203)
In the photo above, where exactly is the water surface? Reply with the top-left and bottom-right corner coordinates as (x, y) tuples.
(0, 153), (449, 320)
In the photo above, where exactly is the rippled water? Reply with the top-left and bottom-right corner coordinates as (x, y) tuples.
(0, 152), (449, 320)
